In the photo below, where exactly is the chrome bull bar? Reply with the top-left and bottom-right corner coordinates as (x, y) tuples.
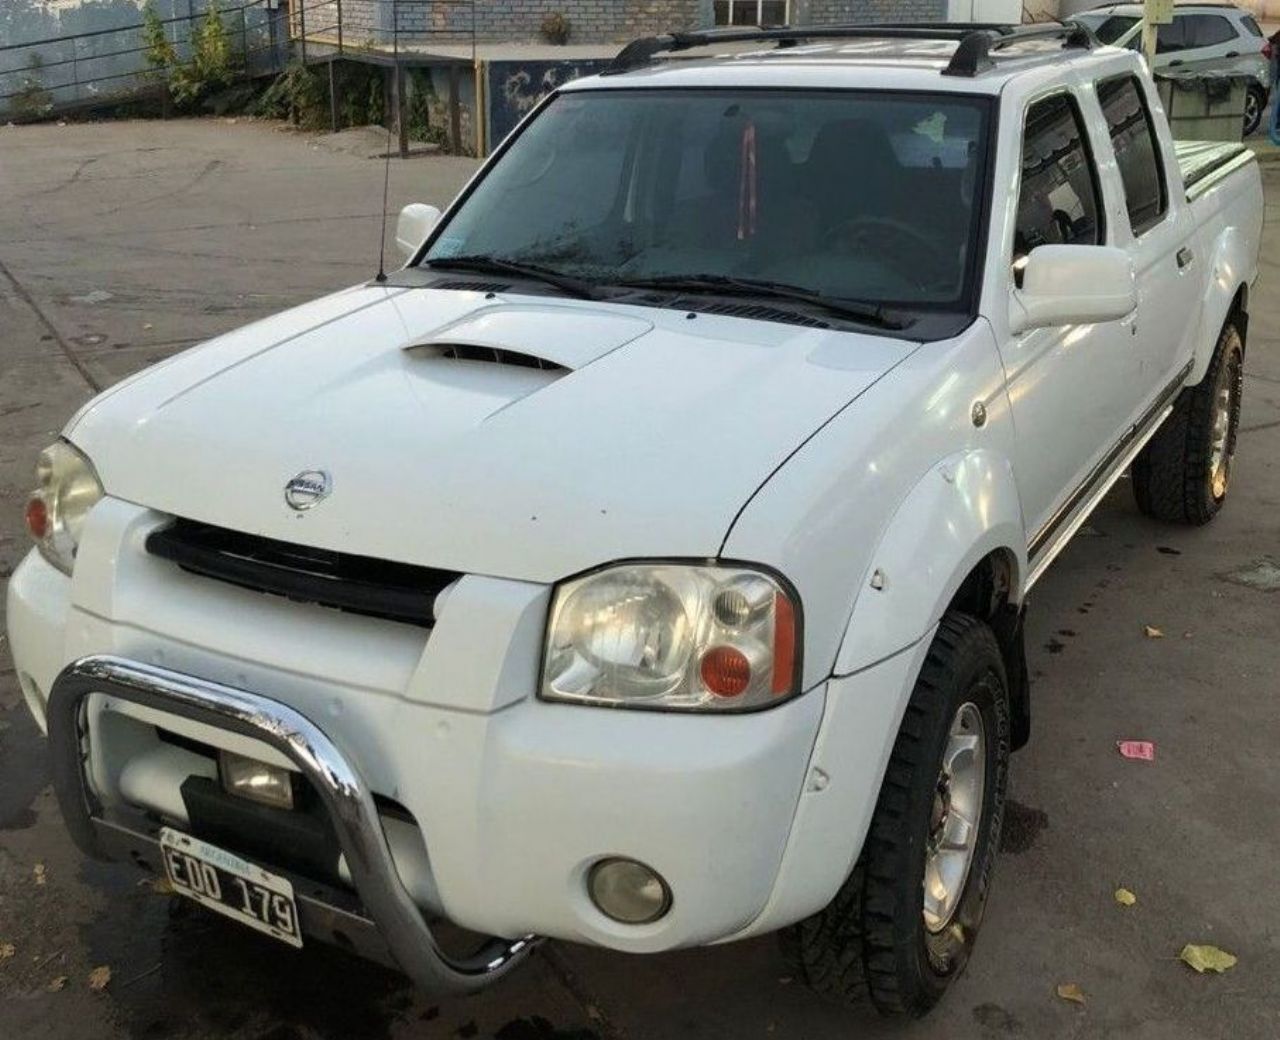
(47, 654), (538, 994)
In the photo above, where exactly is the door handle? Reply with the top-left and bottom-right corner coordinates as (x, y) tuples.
(1177, 246), (1194, 269)
(1225, 50), (1240, 58)
(1169, 59), (1184, 66)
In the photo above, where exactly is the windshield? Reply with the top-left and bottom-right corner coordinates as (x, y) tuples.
(423, 89), (992, 313)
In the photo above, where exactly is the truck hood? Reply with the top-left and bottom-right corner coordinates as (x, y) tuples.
(69, 286), (913, 582)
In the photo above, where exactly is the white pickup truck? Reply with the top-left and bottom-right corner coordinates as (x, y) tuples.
(6, 22), (1263, 1018)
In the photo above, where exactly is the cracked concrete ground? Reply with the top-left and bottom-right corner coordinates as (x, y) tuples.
(1, 118), (1279, 1040)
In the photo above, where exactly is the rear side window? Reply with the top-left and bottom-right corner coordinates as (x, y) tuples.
(1093, 15), (1138, 44)
(1242, 15), (1263, 37)
(1097, 76), (1167, 235)
(1014, 93), (1102, 265)
(1184, 14), (1237, 48)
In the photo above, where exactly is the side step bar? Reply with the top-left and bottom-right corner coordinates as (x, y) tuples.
(46, 654), (538, 995)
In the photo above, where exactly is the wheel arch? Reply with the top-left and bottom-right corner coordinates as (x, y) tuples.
(1190, 225), (1253, 385)
(832, 448), (1028, 681)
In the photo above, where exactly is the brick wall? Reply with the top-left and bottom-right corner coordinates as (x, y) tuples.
(794, 0), (947, 23)
(303, 0), (946, 47)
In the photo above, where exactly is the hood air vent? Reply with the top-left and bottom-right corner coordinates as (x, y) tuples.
(418, 342), (569, 372)
(432, 279), (512, 293)
(691, 301), (831, 329)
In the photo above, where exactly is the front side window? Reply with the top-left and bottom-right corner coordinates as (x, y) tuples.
(425, 89), (993, 313)
(1097, 76), (1167, 235)
(1014, 93), (1102, 268)
(713, 1), (788, 26)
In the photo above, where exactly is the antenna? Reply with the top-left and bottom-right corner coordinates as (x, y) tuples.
(375, 0), (399, 283)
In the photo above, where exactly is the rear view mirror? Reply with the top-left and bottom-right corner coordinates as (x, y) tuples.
(396, 204), (442, 259)
(1009, 245), (1137, 333)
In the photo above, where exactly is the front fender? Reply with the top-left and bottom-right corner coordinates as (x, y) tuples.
(833, 449), (1027, 676)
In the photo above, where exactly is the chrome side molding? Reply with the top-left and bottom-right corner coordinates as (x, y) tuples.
(46, 654), (538, 994)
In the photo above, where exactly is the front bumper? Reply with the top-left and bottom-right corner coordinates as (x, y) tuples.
(47, 655), (534, 993)
(6, 499), (831, 957)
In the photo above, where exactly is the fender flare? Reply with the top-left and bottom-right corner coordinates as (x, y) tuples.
(832, 448), (1028, 677)
(1189, 226), (1251, 386)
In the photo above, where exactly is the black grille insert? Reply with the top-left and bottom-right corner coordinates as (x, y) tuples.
(146, 519), (457, 628)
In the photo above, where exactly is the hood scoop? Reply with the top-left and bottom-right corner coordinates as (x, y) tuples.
(404, 302), (653, 373)
(416, 342), (568, 373)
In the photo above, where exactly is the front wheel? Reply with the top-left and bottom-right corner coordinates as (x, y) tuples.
(782, 613), (1011, 1017)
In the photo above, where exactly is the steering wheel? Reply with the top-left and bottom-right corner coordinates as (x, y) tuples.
(822, 216), (953, 289)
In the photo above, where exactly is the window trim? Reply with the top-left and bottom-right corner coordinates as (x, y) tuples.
(1095, 73), (1170, 239)
(713, 0), (790, 27)
(1009, 87), (1108, 282)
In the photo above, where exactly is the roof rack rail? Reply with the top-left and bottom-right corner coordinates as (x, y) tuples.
(605, 20), (1096, 78)
(944, 22), (1096, 76)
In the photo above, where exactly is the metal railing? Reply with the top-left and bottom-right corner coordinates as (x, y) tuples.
(0, 0), (477, 116)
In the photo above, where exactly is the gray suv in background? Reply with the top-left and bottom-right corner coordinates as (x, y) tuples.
(1074, 3), (1271, 134)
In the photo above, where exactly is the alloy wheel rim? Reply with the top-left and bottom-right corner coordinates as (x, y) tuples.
(1208, 356), (1239, 500)
(923, 701), (986, 934)
(1245, 93), (1260, 130)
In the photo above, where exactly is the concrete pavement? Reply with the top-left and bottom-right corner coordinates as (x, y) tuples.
(1, 117), (1278, 1040)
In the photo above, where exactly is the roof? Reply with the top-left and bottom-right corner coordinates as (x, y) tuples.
(1081, 2), (1251, 14)
(562, 26), (1132, 96)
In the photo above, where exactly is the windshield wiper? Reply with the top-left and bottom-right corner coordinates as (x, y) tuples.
(612, 274), (907, 330)
(424, 254), (601, 300)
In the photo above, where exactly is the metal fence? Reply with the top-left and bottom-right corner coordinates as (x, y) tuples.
(0, 0), (478, 119)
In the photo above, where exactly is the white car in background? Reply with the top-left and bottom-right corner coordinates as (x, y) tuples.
(1076, 2), (1272, 133)
(7, 21), (1264, 1019)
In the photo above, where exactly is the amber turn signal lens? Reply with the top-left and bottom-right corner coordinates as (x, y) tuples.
(24, 496), (49, 540)
(699, 645), (751, 697)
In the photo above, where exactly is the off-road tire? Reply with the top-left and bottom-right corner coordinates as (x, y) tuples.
(1132, 323), (1244, 526)
(781, 612), (1010, 1017)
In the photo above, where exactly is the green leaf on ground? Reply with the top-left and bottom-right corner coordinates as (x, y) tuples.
(1180, 944), (1237, 973)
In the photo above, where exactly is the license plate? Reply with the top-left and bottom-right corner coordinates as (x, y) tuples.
(159, 827), (303, 948)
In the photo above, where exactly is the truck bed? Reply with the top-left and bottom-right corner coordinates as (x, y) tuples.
(1176, 140), (1255, 200)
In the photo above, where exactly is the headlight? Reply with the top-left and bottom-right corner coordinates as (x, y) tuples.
(541, 563), (801, 712)
(25, 440), (104, 574)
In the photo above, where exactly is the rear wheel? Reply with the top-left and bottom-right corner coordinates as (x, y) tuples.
(782, 613), (1010, 1017)
(1243, 86), (1266, 137)
(1132, 322), (1243, 525)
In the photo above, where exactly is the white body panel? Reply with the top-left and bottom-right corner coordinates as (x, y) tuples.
(6, 40), (1263, 953)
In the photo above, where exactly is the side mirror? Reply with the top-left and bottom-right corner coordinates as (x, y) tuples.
(1009, 245), (1137, 334)
(396, 203), (442, 259)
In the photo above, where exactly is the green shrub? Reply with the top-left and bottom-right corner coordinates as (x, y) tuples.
(170, 0), (233, 105)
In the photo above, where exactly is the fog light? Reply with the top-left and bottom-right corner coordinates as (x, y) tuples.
(587, 858), (671, 925)
(219, 750), (295, 810)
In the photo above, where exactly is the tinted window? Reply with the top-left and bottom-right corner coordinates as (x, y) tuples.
(1014, 94), (1102, 265)
(1185, 14), (1237, 47)
(1097, 76), (1167, 234)
(1156, 19), (1187, 52)
(1094, 15), (1139, 44)
(1242, 15), (1263, 37)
